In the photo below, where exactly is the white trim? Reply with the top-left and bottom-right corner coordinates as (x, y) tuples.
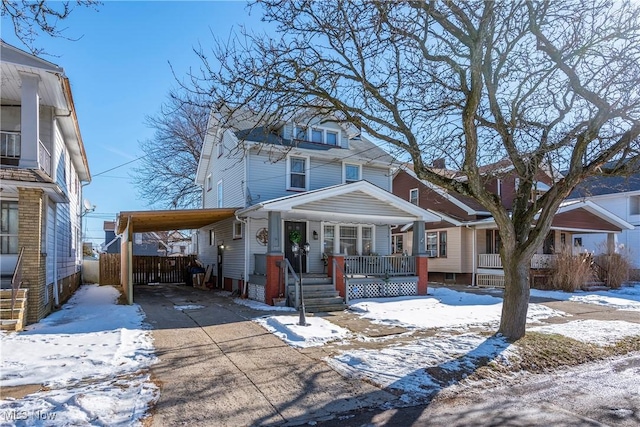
(286, 154), (310, 191)
(233, 220), (243, 239)
(206, 173), (213, 192)
(216, 179), (223, 208)
(409, 188), (419, 205)
(321, 222), (375, 256)
(342, 162), (361, 183)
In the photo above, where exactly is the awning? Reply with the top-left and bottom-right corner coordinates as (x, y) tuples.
(115, 208), (240, 234)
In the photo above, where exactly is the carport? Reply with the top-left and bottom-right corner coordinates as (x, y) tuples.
(115, 208), (239, 303)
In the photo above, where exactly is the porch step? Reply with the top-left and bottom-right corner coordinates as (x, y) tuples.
(305, 298), (348, 313)
(0, 289), (28, 332)
(287, 275), (333, 285)
(581, 282), (608, 291)
(287, 280), (346, 312)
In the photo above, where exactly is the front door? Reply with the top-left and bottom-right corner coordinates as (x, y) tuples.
(284, 221), (307, 274)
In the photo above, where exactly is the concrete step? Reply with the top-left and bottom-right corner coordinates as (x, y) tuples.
(303, 296), (346, 306)
(0, 308), (24, 319)
(0, 298), (27, 309)
(288, 283), (336, 293)
(0, 319), (19, 331)
(0, 289), (28, 299)
(305, 302), (348, 313)
(287, 276), (333, 285)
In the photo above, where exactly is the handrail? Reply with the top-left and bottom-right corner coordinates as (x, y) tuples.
(332, 258), (350, 304)
(278, 258), (300, 308)
(11, 247), (25, 311)
(38, 139), (52, 176)
(591, 260), (608, 285)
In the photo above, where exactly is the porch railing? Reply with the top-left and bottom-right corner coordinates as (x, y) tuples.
(279, 258), (300, 308)
(478, 253), (558, 270)
(38, 139), (51, 177)
(344, 255), (416, 277)
(1, 131), (21, 164)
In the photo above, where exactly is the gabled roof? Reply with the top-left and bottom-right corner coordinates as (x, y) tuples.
(237, 180), (442, 224)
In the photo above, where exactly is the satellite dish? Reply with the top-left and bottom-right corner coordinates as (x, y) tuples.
(83, 199), (95, 214)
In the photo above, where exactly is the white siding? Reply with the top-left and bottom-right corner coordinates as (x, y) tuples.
(375, 225), (391, 256)
(246, 150), (288, 202)
(362, 166), (391, 191)
(203, 131), (245, 208)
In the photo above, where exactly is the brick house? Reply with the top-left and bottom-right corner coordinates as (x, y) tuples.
(0, 41), (91, 323)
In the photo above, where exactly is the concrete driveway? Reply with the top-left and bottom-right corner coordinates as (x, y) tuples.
(135, 284), (397, 426)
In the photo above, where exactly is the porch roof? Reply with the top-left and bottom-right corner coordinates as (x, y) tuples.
(236, 180), (442, 224)
(115, 208), (239, 234)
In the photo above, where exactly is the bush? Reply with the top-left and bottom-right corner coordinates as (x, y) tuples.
(549, 249), (595, 292)
(594, 251), (633, 289)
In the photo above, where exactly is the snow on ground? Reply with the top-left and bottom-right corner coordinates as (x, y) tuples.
(173, 304), (205, 311)
(349, 287), (565, 331)
(0, 284), (158, 426)
(327, 333), (515, 403)
(531, 283), (640, 311)
(254, 315), (351, 347)
(234, 298), (296, 312)
(530, 319), (640, 346)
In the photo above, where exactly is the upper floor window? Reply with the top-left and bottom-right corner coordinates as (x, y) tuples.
(233, 221), (243, 239)
(409, 188), (419, 205)
(217, 180), (223, 207)
(344, 163), (361, 183)
(287, 156), (308, 190)
(206, 174), (213, 192)
(216, 141), (223, 158)
(630, 195), (640, 215)
(294, 125), (307, 141)
(1, 200), (18, 254)
(294, 123), (340, 146)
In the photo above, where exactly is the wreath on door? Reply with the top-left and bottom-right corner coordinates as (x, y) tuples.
(289, 230), (301, 244)
(256, 228), (268, 246)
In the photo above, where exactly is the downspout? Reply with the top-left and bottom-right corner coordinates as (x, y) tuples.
(467, 224), (477, 287)
(236, 213), (249, 298)
(53, 205), (59, 306)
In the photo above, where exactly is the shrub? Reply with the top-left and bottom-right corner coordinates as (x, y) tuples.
(549, 249), (595, 292)
(594, 245), (634, 289)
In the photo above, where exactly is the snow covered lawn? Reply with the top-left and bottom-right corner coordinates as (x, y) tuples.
(0, 284), (158, 426)
(253, 284), (640, 406)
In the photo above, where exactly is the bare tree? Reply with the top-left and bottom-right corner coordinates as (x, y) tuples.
(188, 0), (640, 340)
(133, 92), (209, 209)
(1, 1), (100, 54)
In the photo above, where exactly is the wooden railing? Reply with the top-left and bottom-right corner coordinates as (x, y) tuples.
(344, 255), (416, 277)
(478, 253), (558, 270)
(11, 247), (25, 311)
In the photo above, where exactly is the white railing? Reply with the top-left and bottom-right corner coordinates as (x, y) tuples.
(531, 254), (556, 269)
(344, 255), (416, 277)
(478, 253), (558, 270)
(1, 131), (21, 161)
(38, 140), (51, 177)
(477, 274), (506, 288)
(478, 253), (502, 268)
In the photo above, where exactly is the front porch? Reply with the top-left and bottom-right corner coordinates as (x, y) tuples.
(476, 253), (559, 288)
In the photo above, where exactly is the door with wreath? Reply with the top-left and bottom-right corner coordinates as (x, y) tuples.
(284, 221), (307, 273)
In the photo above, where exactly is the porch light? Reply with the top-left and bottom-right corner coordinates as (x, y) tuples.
(313, 230), (318, 240)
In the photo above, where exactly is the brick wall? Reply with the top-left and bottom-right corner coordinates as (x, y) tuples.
(18, 187), (47, 323)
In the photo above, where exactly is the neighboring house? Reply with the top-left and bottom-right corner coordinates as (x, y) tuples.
(567, 172), (640, 269)
(165, 230), (194, 256)
(193, 109), (440, 307)
(102, 221), (169, 256)
(0, 41), (91, 323)
(393, 163), (634, 287)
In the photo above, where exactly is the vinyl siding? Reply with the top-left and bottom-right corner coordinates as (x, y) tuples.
(301, 192), (410, 219)
(198, 217), (245, 280)
(362, 166), (391, 190)
(424, 227), (463, 272)
(248, 218), (269, 274)
(203, 130), (245, 208)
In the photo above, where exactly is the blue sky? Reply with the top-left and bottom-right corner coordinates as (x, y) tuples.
(1, 1), (267, 245)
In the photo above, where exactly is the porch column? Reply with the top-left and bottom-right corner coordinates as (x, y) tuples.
(328, 255), (346, 298)
(411, 221), (428, 294)
(266, 211), (283, 305)
(607, 233), (616, 254)
(19, 72), (40, 169)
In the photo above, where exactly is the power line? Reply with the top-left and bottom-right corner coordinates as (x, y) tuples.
(91, 156), (144, 178)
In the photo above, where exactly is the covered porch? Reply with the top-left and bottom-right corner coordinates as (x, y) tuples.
(239, 181), (442, 307)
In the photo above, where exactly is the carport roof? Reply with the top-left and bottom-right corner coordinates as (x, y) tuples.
(116, 208), (239, 234)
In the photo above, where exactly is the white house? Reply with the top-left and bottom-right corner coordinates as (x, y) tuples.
(0, 41), (91, 323)
(568, 173), (640, 269)
(193, 109), (441, 309)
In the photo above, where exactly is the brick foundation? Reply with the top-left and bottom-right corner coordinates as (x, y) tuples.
(265, 253), (284, 305)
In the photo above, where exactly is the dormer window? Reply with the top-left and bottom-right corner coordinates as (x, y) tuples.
(293, 123), (340, 146)
(294, 126), (307, 141)
(311, 128), (323, 143)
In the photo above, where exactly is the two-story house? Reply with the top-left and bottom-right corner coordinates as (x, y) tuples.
(194, 109), (440, 308)
(567, 171), (640, 271)
(0, 41), (91, 323)
(393, 161), (634, 287)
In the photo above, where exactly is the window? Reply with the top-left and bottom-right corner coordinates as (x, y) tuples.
(340, 226), (358, 255)
(325, 130), (338, 146)
(209, 229), (215, 246)
(1, 201), (18, 254)
(311, 128), (323, 143)
(233, 221), (243, 239)
(560, 232), (566, 249)
(486, 230), (501, 254)
(631, 195), (640, 215)
(323, 225), (335, 255)
(392, 235), (404, 254)
(439, 231), (447, 257)
(574, 237), (583, 247)
(217, 180), (223, 208)
(216, 141), (223, 158)
(362, 227), (373, 255)
(294, 125), (307, 141)
(426, 232), (438, 255)
(206, 174), (212, 192)
(344, 163), (361, 183)
(426, 230), (448, 257)
(288, 156), (307, 190)
(409, 188), (418, 205)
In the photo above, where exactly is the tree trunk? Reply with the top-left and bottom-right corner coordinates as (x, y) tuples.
(498, 254), (531, 341)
